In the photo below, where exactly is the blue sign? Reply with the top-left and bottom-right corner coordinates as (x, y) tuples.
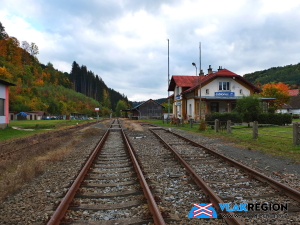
(175, 95), (181, 100)
(215, 92), (235, 97)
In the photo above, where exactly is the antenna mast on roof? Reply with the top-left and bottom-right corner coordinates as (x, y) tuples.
(199, 42), (201, 73)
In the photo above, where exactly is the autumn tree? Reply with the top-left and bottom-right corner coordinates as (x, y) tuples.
(29, 42), (39, 56)
(0, 22), (8, 40)
(260, 82), (290, 110)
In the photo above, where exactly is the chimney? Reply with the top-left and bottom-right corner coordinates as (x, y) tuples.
(199, 69), (204, 76)
(208, 65), (212, 74)
(218, 66), (222, 71)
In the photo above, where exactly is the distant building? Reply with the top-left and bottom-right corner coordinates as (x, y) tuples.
(278, 90), (300, 114)
(26, 111), (45, 120)
(131, 99), (165, 119)
(288, 89), (299, 96)
(0, 79), (16, 129)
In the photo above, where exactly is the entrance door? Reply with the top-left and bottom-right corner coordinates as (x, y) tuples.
(210, 102), (219, 113)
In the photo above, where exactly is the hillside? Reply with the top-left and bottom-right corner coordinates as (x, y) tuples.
(243, 63), (300, 88)
(0, 22), (129, 117)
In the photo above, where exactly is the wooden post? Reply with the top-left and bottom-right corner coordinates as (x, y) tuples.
(252, 121), (258, 139)
(227, 120), (231, 134)
(293, 122), (300, 145)
(215, 119), (219, 133)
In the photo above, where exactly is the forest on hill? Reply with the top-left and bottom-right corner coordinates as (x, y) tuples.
(0, 22), (129, 117)
(243, 63), (300, 88)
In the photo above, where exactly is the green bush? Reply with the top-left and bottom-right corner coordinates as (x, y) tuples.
(258, 113), (292, 125)
(267, 107), (275, 114)
(205, 112), (242, 124)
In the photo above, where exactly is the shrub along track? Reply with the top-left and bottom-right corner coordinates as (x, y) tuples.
(0, 121), (100, 201)
(146, 126), (300, 224)
(0, 121), (98, 160)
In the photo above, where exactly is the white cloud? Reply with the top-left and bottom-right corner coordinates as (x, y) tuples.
(2, 0), (300, 101)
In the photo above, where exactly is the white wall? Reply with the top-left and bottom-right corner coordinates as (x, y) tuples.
(0, 83), (6, 124)
(199, 77), (251, 97)
(0, 83), (5, 98)
(187, 99), (194, 119)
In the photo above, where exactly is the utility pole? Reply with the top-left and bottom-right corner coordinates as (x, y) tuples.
(167, 39), (170, 123)
(199, 42), (202, 121)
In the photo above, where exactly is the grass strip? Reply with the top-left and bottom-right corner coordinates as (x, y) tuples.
(141, 119), (300, 162)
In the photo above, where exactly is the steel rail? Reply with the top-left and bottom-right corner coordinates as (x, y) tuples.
(149, 129), (244, 225)
(167, 129), (300, 203)
(121, 129), (166, 225)
(47, 129), (110, 225)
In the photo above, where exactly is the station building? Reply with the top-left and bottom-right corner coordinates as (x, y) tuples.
(168, 66), (273, 121)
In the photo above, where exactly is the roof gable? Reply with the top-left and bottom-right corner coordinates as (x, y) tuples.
(132, 99), (165, 109)
(180, 69), (260, 94)
(0, 79), (16, 86)
(168, 76), (198, 91)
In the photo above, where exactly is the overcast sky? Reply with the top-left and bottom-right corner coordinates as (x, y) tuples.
(1, 0), (300, 101)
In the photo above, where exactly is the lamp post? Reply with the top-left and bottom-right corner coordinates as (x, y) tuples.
(192, 62), (197, 76)
(192, 62), (201, 121)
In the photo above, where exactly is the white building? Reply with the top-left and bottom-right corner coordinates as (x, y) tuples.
(168, 66), (273, 120)
(0, 79), (15, 129)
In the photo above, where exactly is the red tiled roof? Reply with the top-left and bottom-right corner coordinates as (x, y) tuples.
(288, 89), (299, 96)
(168, 68), (260, 93)
(167, 94), (174, 99)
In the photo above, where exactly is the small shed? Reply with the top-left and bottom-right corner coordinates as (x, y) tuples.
(131, 99), (165, 119)
(9, 111), (17, 121)
(0, 79), (16, 129)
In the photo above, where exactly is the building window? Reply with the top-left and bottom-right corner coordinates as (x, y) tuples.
(210, 102), (219, 113)
(176, 86), (180, 95)
(262, 102), (268, 112)
(219, 82), (230, 91)
(206, 89), (209, 94)
(189, 104), (192, 116)
(240, 89), (243, 94)
(0, 99), (4, 116)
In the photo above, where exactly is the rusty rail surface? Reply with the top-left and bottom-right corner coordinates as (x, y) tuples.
(166, 129), (300, 203)
(149, 128), (244, 225)
(121, 129), (166, 225)
(47, 129), (110, 225)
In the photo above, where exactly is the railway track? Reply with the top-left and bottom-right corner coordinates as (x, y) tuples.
(47, 119), (165, 224)
(146, 127), (300, 224)
(46, 120), (300, 224)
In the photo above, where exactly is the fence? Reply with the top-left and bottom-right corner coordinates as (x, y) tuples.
(211, 119), (300, 145)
